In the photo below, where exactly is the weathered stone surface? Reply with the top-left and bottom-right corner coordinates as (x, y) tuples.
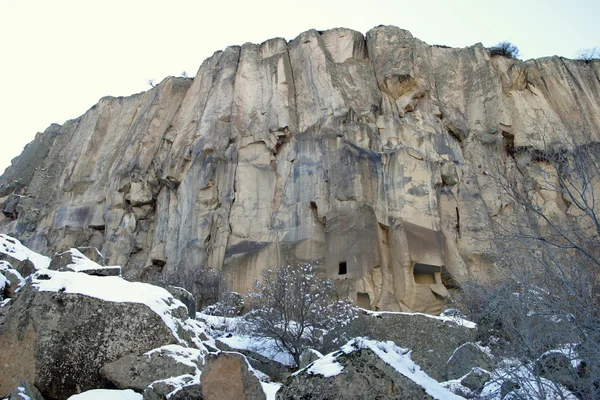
(0, 263), (24, 299)
(299, 348), (323, 369)
(100, 345), (205, 392)
(200, 352), (265, 400)
(460, 367), (491, 393)
(0, 278), (186, 399)
(447, 342), (494, 380)
(0, 26), (599, 314)
(325, 310), (476, 380)
(278, 342), (434, 400)
(166, 285), (196, 318)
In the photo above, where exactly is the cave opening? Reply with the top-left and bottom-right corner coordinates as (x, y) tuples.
(338, 261), (347, 275)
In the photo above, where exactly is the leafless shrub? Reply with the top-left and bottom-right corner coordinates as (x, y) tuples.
(488, 41), (520, 59)
(244, 263), (355, 367)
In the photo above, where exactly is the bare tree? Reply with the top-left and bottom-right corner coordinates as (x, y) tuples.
(244, 263), (355, 367)
(576, 47), (600, 62)
(457, 126), (600, 398)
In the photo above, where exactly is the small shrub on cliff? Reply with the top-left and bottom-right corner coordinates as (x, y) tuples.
(577, 47), (600, 62)
(244, 263), (355, 367)
(488, 41), (520, 59)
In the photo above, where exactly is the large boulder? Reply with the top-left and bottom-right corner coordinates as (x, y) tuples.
(201, 352), (266, 400)
(325, 310), (477, 380)
(101, 345), (205, 392)
(0, 270), (198, 400)
(278, 338), (462, 400)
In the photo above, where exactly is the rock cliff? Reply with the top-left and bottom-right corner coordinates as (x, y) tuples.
(1, 26), (599, 313)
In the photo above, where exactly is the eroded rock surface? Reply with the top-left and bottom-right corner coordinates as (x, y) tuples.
(1, 26), (599, 313)
(0, 272), (194, 399)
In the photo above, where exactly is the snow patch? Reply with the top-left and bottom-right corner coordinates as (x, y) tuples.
(261, 382), (282, 400)
(145, 344), (206, 369)
(218, 335), (295, 366)
(0, 234), (50, 270)
(363, 309), (477, 329)
(67, 389), (142, 400)
(304, 351), (344, 378)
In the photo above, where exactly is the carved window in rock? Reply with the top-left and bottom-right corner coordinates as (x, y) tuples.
(413, 263), (441, 284)
(357, 292), (371, 310)
(338, 261), (347, 275)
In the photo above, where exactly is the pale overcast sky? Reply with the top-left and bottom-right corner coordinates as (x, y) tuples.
(0, 0), (598, 173)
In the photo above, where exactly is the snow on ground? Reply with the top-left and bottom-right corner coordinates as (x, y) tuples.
(32, 270), (191, 344)
(67, 389), (142, 400)
(364, 308), (477, 329)
(0, 234), (50, 269)
(218, 335), (295, 366)
(261, 382), (282, 400)
(145, 344), (206, 369)
(480, 360), (578, 400)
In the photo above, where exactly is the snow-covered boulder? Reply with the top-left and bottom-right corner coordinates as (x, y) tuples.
(278, 338), (464, 400)
(324, 309), (477, 380)
(0, 270), (203, 399)
(0, 235), (50, 277)
(0, 261), (25, 300)
(100, 345), (206, 392)
(49, 248), (121, 277)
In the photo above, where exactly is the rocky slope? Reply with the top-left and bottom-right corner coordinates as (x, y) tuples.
(1, 26), (599, 313)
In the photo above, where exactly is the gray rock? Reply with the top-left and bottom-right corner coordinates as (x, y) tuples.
(447, 342), (494, 380)
(325, 310), (476, 380)
(0, 277), (186, 399)
(166, 285), (196, 318)
(278, 345), (433, 400)
(534, 351), (578, 389)
(299, 348), (323, 369)
(460, 367), (491, 393)
(101, 345), (204, 392)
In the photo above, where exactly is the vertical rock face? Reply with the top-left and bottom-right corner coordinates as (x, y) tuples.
(1, 26), (599, 314)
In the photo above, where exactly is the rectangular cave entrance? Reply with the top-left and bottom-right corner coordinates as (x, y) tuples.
(413, 263), (441, 284)
(338, 261), (347, 275)
(357, 292), (371, 310)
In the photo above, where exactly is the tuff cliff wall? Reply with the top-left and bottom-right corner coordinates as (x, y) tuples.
(1, 26), (599, 313)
